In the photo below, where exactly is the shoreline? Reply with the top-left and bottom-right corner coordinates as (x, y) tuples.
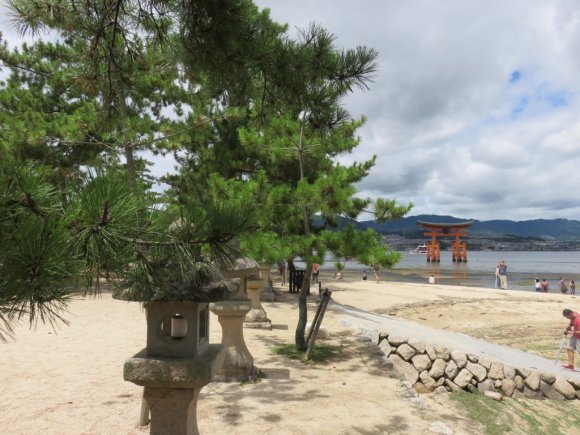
(295, 250), (580, 291)
(310, 269), (580, 293)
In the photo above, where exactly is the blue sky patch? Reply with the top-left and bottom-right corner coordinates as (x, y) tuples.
(511, 96), (528, 117)
(546, 91), (569, 107)
(509, 70), (521, 83)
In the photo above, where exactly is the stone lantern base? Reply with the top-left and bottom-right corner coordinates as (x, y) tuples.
(124, 345), (224, 435)
(259, 264), (276, 302)
(244, 278), (271, 330)
(210, 301), (259, 381)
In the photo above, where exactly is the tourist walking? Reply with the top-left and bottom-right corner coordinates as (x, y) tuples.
(311, 263), (320, 284)
(560, 277), (568, 294)
(541, 279), (549, 293)
(498, 260), (508, 289)
(561, 308), (580, 370)
(570, 280), (576, 295)
(534, 278), (541, 293)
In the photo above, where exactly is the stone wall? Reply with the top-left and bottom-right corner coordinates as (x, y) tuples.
(376, 332), (580, 400)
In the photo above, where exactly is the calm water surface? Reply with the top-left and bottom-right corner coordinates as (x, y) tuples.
(309, 251), (580, 291)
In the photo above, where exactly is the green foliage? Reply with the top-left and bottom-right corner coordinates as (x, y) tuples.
(1, 2), (412, 352)
(374, 198), (414, 224)
(0, 162), (254, 340)
(1, 6), (207, 189)
(240, 231), (297, 264)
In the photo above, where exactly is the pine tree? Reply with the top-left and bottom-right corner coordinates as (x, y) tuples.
(175, 23), (413, 351)
(0, 0), (280, 339)
(0, 161), (255, 341)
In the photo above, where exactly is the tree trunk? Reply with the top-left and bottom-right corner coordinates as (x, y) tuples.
(124, 143), (136, 190)
(374, 265), (380, 283)
(295, 115), (312, 351)
(119, 95), (137, 190)
(295, 265), (312, 351)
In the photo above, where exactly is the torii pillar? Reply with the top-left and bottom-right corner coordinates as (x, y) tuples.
(417, 220), (474, 262)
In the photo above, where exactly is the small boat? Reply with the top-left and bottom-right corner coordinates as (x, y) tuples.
(411, 244), (427, 254)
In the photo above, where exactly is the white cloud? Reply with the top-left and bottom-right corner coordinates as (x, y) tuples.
(256, 0), (580, 220)
(3, 1), (580, 221)
(543, 124), (580, 155)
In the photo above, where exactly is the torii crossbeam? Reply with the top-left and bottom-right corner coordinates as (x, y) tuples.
(417, 220), (474, 262)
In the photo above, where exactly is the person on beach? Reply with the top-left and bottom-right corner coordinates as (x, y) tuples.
(562, 308), (580, 370)
(334, 270), (343, 280)
(373, 264), (381, 284)
(311, 263), (320, 284)
(429, 274), (435, 284)
(498, 260), (508, 289)
(541, 279), (549, 293)
(534, 278), (542, 293)
(362, 270), (368, 280)
(494, 263), (500, 288)
(560, 277), (568, 294)
(570, 280), (576, 295)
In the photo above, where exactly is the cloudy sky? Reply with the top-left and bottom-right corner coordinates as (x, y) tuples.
(254, 0), (580, 221)
(2, 1), (580, 221)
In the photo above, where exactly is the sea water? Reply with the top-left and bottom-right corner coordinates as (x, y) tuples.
(305, 251), (580, 291)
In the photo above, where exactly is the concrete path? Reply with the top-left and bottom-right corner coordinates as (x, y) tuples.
(331, 301), (580, 382)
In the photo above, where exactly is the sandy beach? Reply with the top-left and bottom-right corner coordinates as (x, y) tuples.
(1, 272), (579, 434)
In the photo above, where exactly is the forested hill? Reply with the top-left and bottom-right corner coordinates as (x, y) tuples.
(357, 215), (580, 241)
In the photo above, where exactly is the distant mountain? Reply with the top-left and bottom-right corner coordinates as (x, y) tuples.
(358, 215), (580, 241)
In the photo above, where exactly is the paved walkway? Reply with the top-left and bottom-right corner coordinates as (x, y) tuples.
(331, 301), (580, 382)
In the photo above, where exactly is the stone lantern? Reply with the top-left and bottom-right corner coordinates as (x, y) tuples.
(244, 276), (271, 329)
(211, 257), (260, 381)
(117, 274), (235, 435)
(258, 263), (276, 302)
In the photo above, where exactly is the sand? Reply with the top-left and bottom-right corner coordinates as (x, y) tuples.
(1, 272), (579, 434)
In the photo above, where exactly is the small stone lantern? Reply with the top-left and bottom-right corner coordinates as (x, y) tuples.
(118, 275), (235, 435)
(244, 276), (271, 329)
(212, 257), (261, 381)
(259, 263), (276, 302)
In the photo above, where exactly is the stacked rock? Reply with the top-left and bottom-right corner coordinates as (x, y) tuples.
(377, 333), (580, 400)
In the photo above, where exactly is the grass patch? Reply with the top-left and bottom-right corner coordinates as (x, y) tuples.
(271, 343), (341, 364)
(522, 342), (567, 360)
(450, 392), (580, 435)
(542, 400), (580, 430)
(449, 392), (511, 434)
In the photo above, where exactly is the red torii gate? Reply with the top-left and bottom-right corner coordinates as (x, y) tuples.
(417, 220), (474, 263)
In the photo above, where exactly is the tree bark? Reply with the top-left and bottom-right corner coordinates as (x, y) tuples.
(295, 117), (311, 351)
(119, 95), (137, 189)
(295, 266), (311, 351)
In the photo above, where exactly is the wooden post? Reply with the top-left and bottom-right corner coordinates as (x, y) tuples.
(305, 289), (332, 361)
(306, 291), (326, 344)
(431, 230), (437, 262)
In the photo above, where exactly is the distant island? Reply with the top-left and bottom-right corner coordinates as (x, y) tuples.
(357, 215), (580, 251)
